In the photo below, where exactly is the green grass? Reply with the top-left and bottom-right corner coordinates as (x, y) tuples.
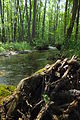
(0, 41), (31, 52)
(61, 40), (80, 58)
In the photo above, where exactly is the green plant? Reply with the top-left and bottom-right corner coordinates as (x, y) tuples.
(33, 38), (49, 50)
(0, 42), (31, 52)
(42, 93), (50, 104)
(0, 46), (5, 52)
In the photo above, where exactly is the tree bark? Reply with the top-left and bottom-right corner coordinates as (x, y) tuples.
(75, 0), (80, 42)
(53, 0), (60, 45)
(2, 0), (5, 42)
(64, 0), (68, 34)
(30, 0), (32, 22)
(0, 0), (2, 42)
(7, 0), (10, 42)
(32, 0), (37, 39)
(65, 0), (78, 42)
(10, 1), (13, 42)
(25, 0), (32, 43)
(14, 0), (19, 42)
(55, 1), (59, 30)
(42, 0), (47, 39)
(19, 0), (25, 41)
(38, 0), (41, 38)
(48, 4), (53, 44)
(0, 0), (5, 42)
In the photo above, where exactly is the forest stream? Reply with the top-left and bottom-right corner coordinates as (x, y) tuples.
(0, 50), (60, 86)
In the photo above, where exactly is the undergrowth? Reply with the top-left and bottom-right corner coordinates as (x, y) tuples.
(0, 42), (31, 52)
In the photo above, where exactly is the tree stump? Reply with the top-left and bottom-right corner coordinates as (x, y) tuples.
(1, 56), (80, 120)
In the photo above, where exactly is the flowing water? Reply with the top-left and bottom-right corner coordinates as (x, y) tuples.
(0, 50), (60, 86)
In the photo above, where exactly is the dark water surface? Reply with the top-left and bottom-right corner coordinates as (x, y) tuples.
(0, 50), (59, 85)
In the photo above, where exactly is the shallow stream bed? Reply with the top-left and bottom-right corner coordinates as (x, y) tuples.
(0, 50), (60, 85)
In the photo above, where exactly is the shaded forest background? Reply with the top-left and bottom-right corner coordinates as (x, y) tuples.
(0, 0), (80, 49)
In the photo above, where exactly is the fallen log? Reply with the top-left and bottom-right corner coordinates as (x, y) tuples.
(0, 56), (80, 120)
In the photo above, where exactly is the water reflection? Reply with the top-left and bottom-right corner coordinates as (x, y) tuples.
(0, 50), (59, 85)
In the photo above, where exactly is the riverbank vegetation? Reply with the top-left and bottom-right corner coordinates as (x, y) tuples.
(0, 42), (31, 52)
(0, 0), (80, 53)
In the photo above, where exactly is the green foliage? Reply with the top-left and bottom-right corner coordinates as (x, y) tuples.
(33, 39), (49, 50)
(61, 40), (80, 58)
(0, 46), (5, 52)
(0, 0), (67, 46)
(0, 0), (79, 57)
(42, 93), (50, 104)
(1, 42), (31, 52)
(13, 42), (31, 51)
(0, 42), (5, 52)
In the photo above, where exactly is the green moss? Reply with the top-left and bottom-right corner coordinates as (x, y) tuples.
(0, 84), (16, 97)
(35, 67), (46, 75)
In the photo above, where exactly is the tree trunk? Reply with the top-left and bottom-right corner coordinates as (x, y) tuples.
(64, 0), (68, 34)
(7, 0), (10, 42)
(2, 0), (5, 42)
(30, 0), (32, 22)
(14, 0), (19, 42)
(42, 0), (47, 39)
(55, 1), (59, 30)
(19, 0), (25, 41)
(14, 0), (17, 42)
(48, 6), (53, 44)
(53, 0), (60, 45)
(32, 0), (37, 39)
(0, 0), (5, 42)
(25, 0), (31, 43)
(10, 1), (13, 42)
(0, 0), (2, 42)
(38, 0), (41, 38)
(65, 0), (78, 42)
(75, 0), (80, 42)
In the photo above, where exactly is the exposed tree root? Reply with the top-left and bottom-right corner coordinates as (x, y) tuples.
(0, 56), (80, 120)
